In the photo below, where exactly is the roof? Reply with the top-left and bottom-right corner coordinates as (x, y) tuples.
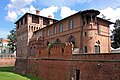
(97, 17), (114, 24)
(2, 39), (9, 43)
(14, 13), (58, 24)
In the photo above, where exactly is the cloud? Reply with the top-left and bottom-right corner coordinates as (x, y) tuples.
(60, 6), (77, 19)
(6, 0), (36, 10)
(5, 0), (36, 22)
(98, 7), (120, 22)
(5, 11), (17, 21)
(5, 4), (36, 22)
(40, 6), (58, 18)
(38, 0), (93, 7)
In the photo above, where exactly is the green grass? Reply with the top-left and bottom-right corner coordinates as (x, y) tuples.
(0, 66), (42, 80)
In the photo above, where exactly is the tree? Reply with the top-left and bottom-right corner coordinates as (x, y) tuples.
(111, 19), (120, 49)
(7, 28), (16, 53)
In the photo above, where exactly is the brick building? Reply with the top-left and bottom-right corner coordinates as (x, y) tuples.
(14, 9), (120, 80)
(15, 9), (112, 57)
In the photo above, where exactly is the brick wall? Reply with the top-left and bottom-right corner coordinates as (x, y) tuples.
(15, 44), (120, 80)
(0, 58), (16, 67)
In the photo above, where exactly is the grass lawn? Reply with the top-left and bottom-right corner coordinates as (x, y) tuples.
(0, 66), (42, 80)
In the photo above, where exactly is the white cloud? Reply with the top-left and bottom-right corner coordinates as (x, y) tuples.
(40, 6), (58, 18)
(60, 6), (77, 19)
(17, 5), (36, 15)
(98, 7), (120, 22)
(5, 4), (36, 22)
(6, 0), (36, 10)
(98, 7), (120, 31)
(5, 11), (17, 22)
(5, 0), (36, 22)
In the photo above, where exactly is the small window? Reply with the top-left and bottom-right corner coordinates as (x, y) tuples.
(25, 16), (27, 24)
(54, 26), (57, 34)
(83, 32), (87, 37)
(20, 49), (22, 54)
(59, 24), (63, 32)
(47, 41), (50, 46)
(21, 19), (23, 25)
(76, 69), (80, 80)
(94, 45), (100, 53)
(70, 19), (73, 29)
(32, 15), (39, 24)
(83, 46), (87, 53)
(47, 29), (50, 36)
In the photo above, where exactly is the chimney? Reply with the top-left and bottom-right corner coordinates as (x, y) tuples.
(48, 15), (52, 19)
(36, 6), (40, 15)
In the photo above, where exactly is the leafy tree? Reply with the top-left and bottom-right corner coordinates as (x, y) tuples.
(7, 28), (16, 53)
(111, 19), (120, 49)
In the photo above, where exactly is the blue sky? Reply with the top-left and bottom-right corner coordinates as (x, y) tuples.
(0, 0), (120, 39)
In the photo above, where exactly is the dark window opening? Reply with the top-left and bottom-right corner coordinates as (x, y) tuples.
(25, 16), (27, 24)
(32, 15), (39, 23)
(84, 46), (87, 53)
(69, 35), (75, 45)
(83, 32), (87, 37)
(76, 69), (80, 80)
(47, 41), (50, 46)
(43, 18), (49, 25)
(21, 19), (23, 25)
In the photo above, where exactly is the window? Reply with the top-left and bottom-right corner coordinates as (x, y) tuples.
(94, 45), (100, 53)
(54, 26), (57, 34)
(25, 16), (27, 24)
(76, 69), (80, 80)
(30, 47), (32, 56)
(20, 49), (22, 54)
(59, 24), (63, 32)
(83, 46), (87, 53)
(32, 15), (39, 23)
(70, 19), (73, 29)
(43, 18), (49, 25)
(47, 41), (50, 46)
(69, 35), (75, 45)
(97, 24), (101, 34)
(83, 32), (87, 37)
(94, 41), (100, 53)
(47, 29), (50, 36)
(21, 19), (23, 25)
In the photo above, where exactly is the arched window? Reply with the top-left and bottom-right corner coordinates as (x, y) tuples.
(59, 24), (63, 32)
(30, 47), (32, 56)
(83, 46), (87, 53)
(54, 26), (57, 34)
(69, 35), (75, 45)
(94, 41), (100, 53)
(69, 19), (73, 29)
(56, 38), (61, 43)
